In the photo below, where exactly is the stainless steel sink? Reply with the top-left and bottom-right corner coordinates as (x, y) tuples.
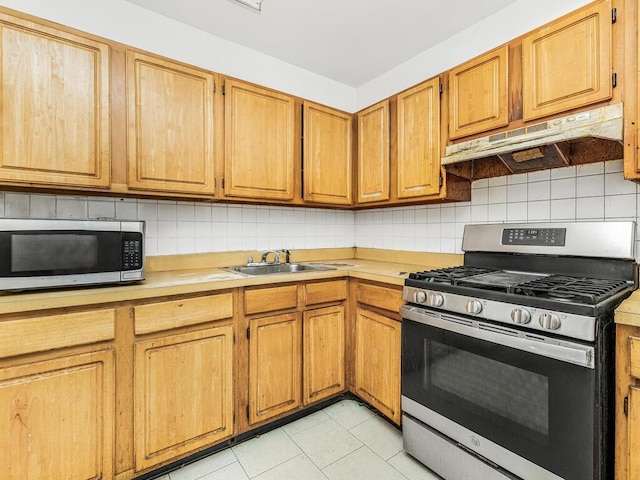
(222, 263), (336, 276)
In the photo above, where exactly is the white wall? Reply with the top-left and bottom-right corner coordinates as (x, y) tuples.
(0, 0), (592, 112)
(3, 160), (640, 260)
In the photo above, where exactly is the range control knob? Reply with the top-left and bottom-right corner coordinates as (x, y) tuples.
(465, 300), (483, 315)
(415, 291), (428, 303)
(510, 308), (531, 324)
(429, 293), (444, 307)
(539, 313), (561, 330)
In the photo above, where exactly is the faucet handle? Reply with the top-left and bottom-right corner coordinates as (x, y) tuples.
(280, 249), (291, 263)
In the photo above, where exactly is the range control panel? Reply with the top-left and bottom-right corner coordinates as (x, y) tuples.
(501, 228), (566, 246)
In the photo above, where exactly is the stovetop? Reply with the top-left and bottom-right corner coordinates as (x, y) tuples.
(408, 266), (631, 306)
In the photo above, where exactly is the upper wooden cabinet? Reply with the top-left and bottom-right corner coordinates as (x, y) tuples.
(0, 13), (110, 189)
(357, 100), (390, 204)
(303, 102), (353, 205)
(224, 79), (297, 201)
(448, 46), (509, 139)
(522, 0), (612, 121)
(126, 51), (216, 195)
(396, 78), (442, 199)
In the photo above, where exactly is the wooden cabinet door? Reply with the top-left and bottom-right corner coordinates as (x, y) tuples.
(354, 307), (401, 424)
(449, 46), (509, 139)
(303, 305), (345, 404)
(396, 78), (441, 199)
(249, 312), (301, 424)
(522, 0), (612, 121)
(0, 350), (114, 480)
(0, 13), (110, 189)
(304, 102), (353, 205)
(224, 79), (296, 200)
(357, 100), (390, 204)
(134, 325), (233, 470)
(127, 51), (216, 195)
(629, 386), (640, 480)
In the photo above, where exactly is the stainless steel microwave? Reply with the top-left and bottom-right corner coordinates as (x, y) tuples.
(0, 218), (144, 292)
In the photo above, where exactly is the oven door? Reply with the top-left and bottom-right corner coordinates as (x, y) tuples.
(401, 305), (602, 480)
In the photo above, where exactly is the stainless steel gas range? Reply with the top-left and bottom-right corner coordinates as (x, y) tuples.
(400, 222), (637, 480)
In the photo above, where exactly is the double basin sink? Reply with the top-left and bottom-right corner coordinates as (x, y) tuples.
(222, 262), (337, 276)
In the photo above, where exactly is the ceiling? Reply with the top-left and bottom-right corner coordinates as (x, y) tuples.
(125, 0), (520, 87)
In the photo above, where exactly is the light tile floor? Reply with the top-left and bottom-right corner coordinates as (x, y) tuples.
(156, 399), (442, 480)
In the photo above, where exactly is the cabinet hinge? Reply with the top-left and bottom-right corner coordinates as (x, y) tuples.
(246, 327), (250, 340)
(612, 7), (617, 24)
(612, 73), (617, 88)
(222, 178), (225, 189)
(222, 83), (226, 96)
(439, 175), (443, 187)
(624, 396), (629, 416)
(213, 81), (216, 94)
(439, 83), (443, 95)
(246, 405), (250, 420)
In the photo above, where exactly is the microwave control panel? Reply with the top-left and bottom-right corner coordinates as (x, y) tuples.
(122, 232), (143, 270)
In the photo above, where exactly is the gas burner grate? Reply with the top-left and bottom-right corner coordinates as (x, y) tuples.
(409, 266), (497, 285)
(515, 275), (631, 304)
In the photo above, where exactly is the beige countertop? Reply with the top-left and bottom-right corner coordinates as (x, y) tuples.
(616, 290), (640, 327)
(0, 248), (464, 315)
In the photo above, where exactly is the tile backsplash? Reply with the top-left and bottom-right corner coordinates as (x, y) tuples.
(1, 160), (639, 258)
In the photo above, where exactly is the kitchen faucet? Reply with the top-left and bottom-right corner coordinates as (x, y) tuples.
(261, 250), (280, 264)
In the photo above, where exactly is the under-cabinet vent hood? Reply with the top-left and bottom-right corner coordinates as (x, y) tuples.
(441, 103), (624, 179)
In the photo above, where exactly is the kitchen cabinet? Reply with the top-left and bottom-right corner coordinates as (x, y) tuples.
(351, 281), (403, 425)
(615, 323), (640, 480)
(522, 0), (612, 121)
(245, 280), (347, 425)
(356, 100), (390, 204)
(303, 305), (345, 404)
(132, 294), (234, 472)
(303, 102), (353, 206)
(395, 77), (442, 199)
(448, 46), (509, 139)
(0, 12), (111, 190)
(126, 50), (217, 196)
(223, 78), (298, 201)
(0, 308), (116, 480)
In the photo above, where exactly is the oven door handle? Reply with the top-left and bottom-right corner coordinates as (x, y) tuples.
(401, 305), (595, 369)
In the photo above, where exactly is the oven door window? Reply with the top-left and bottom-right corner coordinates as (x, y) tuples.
(402, 318), (596, 480)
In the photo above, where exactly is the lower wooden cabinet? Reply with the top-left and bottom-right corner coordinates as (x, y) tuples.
(134, 325), (234, 471)
(616, 323), (640, 480)
(249, 312), (302, 424)
(303, 305), (345, 404)
(354, 307), (401, 424)
(0, 349), (115, 480)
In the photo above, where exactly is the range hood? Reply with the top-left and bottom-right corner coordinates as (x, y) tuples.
(442, 103), (624, 180)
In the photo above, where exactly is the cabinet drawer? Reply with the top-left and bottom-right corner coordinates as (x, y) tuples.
(245, 285), (298, 315)
(0, 309), (115, 358)
(134, 293), (233, 335)
(630, 337), (640, 379)
(305, 280), (347, 306)
(356, 283), (403, 314)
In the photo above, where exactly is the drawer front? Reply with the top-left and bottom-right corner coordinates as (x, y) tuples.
(305, 280), (347, 306)
(245, 285), (298, 315)
(630, 337), (640, 379)
(0, 309), (115, 358)
(134, 293), (234, 335)
(356, 283), (403, 314)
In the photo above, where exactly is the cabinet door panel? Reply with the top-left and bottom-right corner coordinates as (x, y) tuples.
(629, 386), (640, 479)
(134, 326), (233, 470)
(396, 78), (441, 199)
(449, 46), (508, 139)
(225, 80), (296, 200)
(303, 305), (345, 404)
(127, 51), (216, 194)
(357, 101), (390, 203)
(0, 14), (110, 188)
(522, 1), (611, 121)
(0, 351), (114, 480)
(249, 312), (301, 424)
(304, 102), (353, 205)
(354, 307), (401, 424)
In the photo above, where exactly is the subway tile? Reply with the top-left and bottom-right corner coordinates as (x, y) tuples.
(551, 165), (576, 179)
(242, 205), (257, 223)
(138, 201), (158, 221)
(550, 177), (576, 200)
(56, 196), (87, 219)
(470, 204), (488, 223)
(455, 204), (471, 223)
(177, 238), (195, 254)
(228, 206), (243, 222)
(487, 203), (507, 222)
(605, 194), (636, 219)
(211, 205), (228, 222)
(507, 173), (528, 185)
(158, 202), (177, 221)
(576, 196), (605, 220)
(576, 174), (604, 198)
(527, 180), (550, 201)
(471, 186), (488, 205)
(527, 170), (551, 182)
(115, 199), (138, 220)
(577, 162), (605, 176)
(30, 194), (56, 218)
(488, 176), (507, 187)
(507, 183), (527, 203)
(550, 199), (576, 221)
(605, 159), (624, 173)
(472, 178), (489, 189)
(89, 199), (116, 219)
(488, 185), (507, 204)
(157, 237), (178, 255)
(441, 205), (455, 222)
(605, 172), (637, 196)
(507, 202), (527, 222)
(194, 204), (212, 222)
(527, 200), (551, 221)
